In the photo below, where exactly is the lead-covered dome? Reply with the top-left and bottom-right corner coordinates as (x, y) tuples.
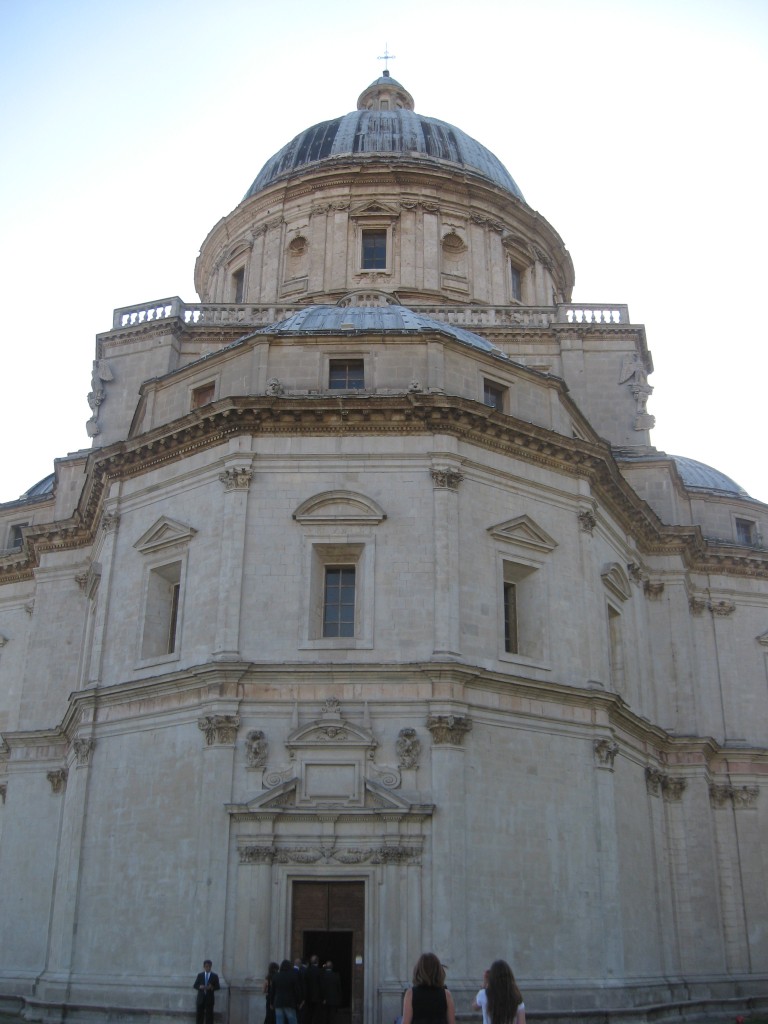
(245, 71), (525, 201)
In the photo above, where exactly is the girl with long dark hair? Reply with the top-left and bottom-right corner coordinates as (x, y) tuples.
(485, 960), (525, 1024)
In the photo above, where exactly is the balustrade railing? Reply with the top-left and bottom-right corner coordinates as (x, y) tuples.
(111, 298), (631, 332)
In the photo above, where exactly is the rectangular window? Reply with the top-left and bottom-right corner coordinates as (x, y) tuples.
(361, 229), (387, 270)
(141, 561), (182, 660)
(483, 379), (506, 411)
(735, 518), (756, 545)
(329, 359), (365, 389)
(323, 566), (356, 637)
(510, 264), (522, 301)
(503, 581), (518, 654)
(191, 382), (215, 409)
(8, 522), (28, 550)
(232, 267), (245, 303)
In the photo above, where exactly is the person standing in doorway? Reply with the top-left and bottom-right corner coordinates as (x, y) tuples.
(193, 959), (220, 1024)
(320, 961), (342, 1024)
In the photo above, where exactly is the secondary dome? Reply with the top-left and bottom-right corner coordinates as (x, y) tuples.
(245, 71), (525, 201)
(671, 455), (749, 497)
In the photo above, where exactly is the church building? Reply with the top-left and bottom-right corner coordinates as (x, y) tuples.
(1, 71), (766, 1024)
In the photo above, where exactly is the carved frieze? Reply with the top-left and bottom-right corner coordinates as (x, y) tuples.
(396, 728), (421, 769)
(73, 738), (95, 767)
(198, 715), (240, 746)
(427, 715), (472, 746)
(246, 730), (268, 769)
(47, 769), (67, 794)
(430, 467), (463, 490)
(238, 843), (421, 866)
(594, 739), (619, 768)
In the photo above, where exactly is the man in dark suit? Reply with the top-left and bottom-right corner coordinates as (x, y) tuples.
(194, 959), (220, 1024)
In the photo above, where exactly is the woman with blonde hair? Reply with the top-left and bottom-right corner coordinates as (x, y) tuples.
(485, 960), (525, 1024)
(402, 953), (455, 1024)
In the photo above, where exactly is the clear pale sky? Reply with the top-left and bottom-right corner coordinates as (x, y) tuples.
(1, 0), (766, 503)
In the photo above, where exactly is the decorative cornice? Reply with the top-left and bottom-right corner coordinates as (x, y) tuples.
(3, 394), (767, 584)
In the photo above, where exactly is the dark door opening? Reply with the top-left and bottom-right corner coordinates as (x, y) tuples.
(303, 930), (353, 1007)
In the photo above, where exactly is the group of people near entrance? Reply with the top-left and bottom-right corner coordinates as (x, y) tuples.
(194, 952), (524, 1024)
(263, 957), (343, 1024)
(403, 953), (525, 1024)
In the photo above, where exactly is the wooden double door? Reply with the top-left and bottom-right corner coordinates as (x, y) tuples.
(291, 881), (365, 1024)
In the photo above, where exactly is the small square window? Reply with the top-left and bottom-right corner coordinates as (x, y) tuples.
(323, 566), (356, 637)
(483, 380), (506, 411)
(329, 359), (365, 390)
(510, 264), (522, 301)
(735, 518), (756, 545)
(361, 229), (387, 270)
(232, 267), (245, 304)
(191, 382), (216, 410)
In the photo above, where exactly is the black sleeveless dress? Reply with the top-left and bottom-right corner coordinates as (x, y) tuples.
(412, 985), (447, 1024)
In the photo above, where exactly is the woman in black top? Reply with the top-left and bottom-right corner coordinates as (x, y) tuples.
(263, 962), (279, 1024)
(402, 953), (456, 1024)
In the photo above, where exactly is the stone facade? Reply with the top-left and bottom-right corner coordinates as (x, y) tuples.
(0, 72), (766, 1024)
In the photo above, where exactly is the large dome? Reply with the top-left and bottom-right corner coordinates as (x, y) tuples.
(245, 71), (525, 201)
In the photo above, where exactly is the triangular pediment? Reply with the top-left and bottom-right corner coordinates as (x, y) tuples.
(349, 200), (400, 220)
(227, 777), (432, 817)
(133, 517), (197, 554)
(293, 490), (386, 526)
(488, 515), (557, 554)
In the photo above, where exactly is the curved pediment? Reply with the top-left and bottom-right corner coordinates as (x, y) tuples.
(601, 562), (632, 602)
(292, 490), (386, 525)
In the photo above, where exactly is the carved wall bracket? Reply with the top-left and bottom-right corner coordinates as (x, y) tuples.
(73, 738), (95, 767)
(198, 714), (241, 746)
(709, 783), (759, 809)
(219, 467), (253, 491)
(594, 739), (619, 768)
(430, 467), (463, 490)
(47, 769), (68, 794)
(427, 715), (472, 746)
